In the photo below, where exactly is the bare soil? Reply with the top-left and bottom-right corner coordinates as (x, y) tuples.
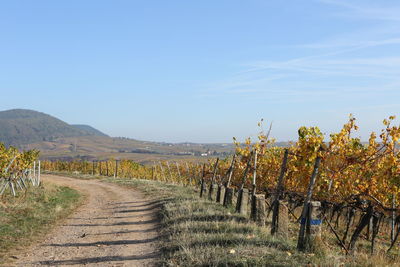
(14, 174), (160, 266)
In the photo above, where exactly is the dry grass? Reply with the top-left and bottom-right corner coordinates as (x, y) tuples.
(0, 183), (82, 265)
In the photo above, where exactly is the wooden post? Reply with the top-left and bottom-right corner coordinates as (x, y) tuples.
(216, 184), (222, 202)
(37, 160), (41, 186)
(220, 155), (236, 207)
(217, 185), (226, 204)
(276, 200), (289, 238)
(106, 161), (109, 176)
(271, 149), (289, 235)
(209, 183), (218, 201)
(185, 162), (191, 185)
(175, 162), (181, 178)
(236, 188), (249, 215)
(154, 164), (159, 180)
(250, 150), (261, 222)
(200, 163), (206, 198)
(198, 164), (203, 184)
(152, 161), (157, 180)
(236, 153), (253, 215)
(251, 194), (266, 226)
(175, 162), (182, 184)
(114, 160), (118, 178)
(223, 187), (235, 207)
(159, 162), (166, 181)
(211, 158), (219, 184)
(193, 163), (198, 185)
(208, 158), (219, 199)
(185, 162), (190, 176)
(239, 152), (253, 190)
(166, 161), (173, 181)
(99, 161), (102, 176)
(92, 160), (95, 175)
(297, 156), (322, 251)
(252, 150), (258, 196)
(305, 201), (323, 250)
(225, 154), (236, 188)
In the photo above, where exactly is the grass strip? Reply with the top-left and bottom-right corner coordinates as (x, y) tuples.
(0, 183), (82, 264)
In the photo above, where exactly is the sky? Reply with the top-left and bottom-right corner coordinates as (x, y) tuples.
(1, 0), (400, 143)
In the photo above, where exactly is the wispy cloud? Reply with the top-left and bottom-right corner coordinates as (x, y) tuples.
(201, 0), (400, 104)
(246, 56), (400, 79)
(317, 0), (400, 21)
(203, 53), (400, 101)
(300, 37), (400, 50)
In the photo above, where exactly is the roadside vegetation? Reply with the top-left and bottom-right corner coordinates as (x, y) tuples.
(63, 173), (389, 266)
(107, 177), (311, 266)
(104, 178), (385, 266)
(0, 183), (82, 264)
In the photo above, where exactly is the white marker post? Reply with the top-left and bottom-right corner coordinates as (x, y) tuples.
(33, 161), (36, 186)
(38, 160), (41, 186)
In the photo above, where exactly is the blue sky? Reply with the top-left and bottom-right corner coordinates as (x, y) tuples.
(1, 0), (399, 143)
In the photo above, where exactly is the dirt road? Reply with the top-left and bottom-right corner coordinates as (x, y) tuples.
(15, 175), (160, 266)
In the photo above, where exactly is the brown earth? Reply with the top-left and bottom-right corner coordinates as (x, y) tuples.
(13, 174), (160, 266)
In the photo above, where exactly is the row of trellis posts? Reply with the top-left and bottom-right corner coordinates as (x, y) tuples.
(139, 153), (324, 252)
(71, 160), (189, 180)
(190, 151), (399, 255)
(0, 158), (41, 197)
(195, 150), (324, 252)
(63, 160), (120, 178)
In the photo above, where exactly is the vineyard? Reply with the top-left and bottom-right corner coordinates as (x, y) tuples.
(0, 144), (41, 196)
(42, 115), (400, 256)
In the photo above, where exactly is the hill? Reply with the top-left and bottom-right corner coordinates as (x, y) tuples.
(71, 124), (109, 137)
(0, 109), (234, 163)
(0, 109), (108, 146)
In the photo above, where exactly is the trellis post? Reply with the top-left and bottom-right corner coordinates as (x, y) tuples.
(297, 156), (322, 251)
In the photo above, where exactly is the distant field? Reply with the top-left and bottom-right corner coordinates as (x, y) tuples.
(24, 135), (236, 164)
